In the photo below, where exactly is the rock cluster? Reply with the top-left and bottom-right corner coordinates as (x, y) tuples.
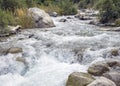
(66, 60), (120, 86)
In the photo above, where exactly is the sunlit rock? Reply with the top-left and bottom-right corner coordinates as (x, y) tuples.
(87, 77), (116, 86)
(7, 47), (23, 54)
(88, 62), (109, 76)
(103, 72), (120, 86)
(28, 7), (55, 28)
(66, 72), (95, 86)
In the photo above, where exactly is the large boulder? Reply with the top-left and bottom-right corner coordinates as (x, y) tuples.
(28, 7), (55, 28)
(103, 72), (120, 86)
(7, 47), (23, 54)
(66, 72), (95, 86)
(87, 77), (116, 86)
(88, 63), (109, 76)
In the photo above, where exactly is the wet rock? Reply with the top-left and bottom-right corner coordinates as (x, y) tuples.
(49, 12), (58, 17)
(67, 17), (72, 19)
(88, 63), (109, 76)
(28, 34), (34, 38)
(16, 57), (26, 64)
(0, 25), (21, 37)
(0, 33), (10, 37)
(79, 16), (92, 20)
(28, 7), (55, 28)
(103, 72), (120, 86)
(89, 21), (96, 25)
(8, 25), (21, 34)
(59, 19), (67, 22)
(89, 20), (99, 25)
(66, 72), (95, 86)
(111, 49), (119, 56)
(7, 47), (23, 54)
(87, 77), (116, 86)
(107, 60), (120, 67)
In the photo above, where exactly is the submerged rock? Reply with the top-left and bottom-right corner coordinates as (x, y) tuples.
(59, 19), (67, 22)
(111, 49), (119, 56)
(7, 47), (23, 54)
(16, 57), (26, 64)
(87, 77), (116, 86)
(66, 72), (95, 86)
(88, 63), (109, 76)
(103, 72), (120, 86)
(28, 7), (55, 28)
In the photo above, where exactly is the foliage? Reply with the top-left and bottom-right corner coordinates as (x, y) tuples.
(0, 9), (15, 33)
(58, 0), (77, 15)
(15, 8), (35, 29)
(99, 0), (119, 23)
(0, 9), (15, 28)
(38, 4), (62, 15)
(115, 19), (120, 27)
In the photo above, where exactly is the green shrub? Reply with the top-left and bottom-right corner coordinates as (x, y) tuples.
(0, 9), (15, 27)
(99, 0), (119, 23)
(0, 9), (15, 33)
(115, 19), (120, 26)
(58, 0), (77, 15)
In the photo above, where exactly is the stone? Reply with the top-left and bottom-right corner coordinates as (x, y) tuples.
(111, 49), (119, 56)
(87, 77), (116, 86)
(59, 19), (67, 22)
(103, 72), (120, 86)
(28, 7), (55, 28)
(107, 60), (120, 67)
(7, 47), (23, 54)
(49, 12), (58, 17)
(88, 63), (109, 76)
(67, 17), (72, 19)
(16, 57), (26, 64)
(8, 25), (21, 34)
(66, 72), (95, 86)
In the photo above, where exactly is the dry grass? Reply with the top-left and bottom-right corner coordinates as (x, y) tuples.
(15, 8), (35, 29)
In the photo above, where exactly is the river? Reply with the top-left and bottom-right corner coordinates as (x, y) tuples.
(0, 16), (120, 86)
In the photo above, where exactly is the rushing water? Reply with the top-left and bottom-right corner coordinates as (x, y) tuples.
(0, 16), (120, 86)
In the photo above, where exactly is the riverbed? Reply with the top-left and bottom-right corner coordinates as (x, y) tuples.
(0, 16), (120, 86)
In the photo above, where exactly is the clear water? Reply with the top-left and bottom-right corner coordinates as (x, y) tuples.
(0, 16), (120, 86)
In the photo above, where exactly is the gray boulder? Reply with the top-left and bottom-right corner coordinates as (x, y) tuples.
(88, 63), (109, 76)
(66, 72), (95, 86)
(87, 77), (116, 86)
(7, 47), (23, 54)
(103, 72), (120, 86)
(28, 7), (55, 28)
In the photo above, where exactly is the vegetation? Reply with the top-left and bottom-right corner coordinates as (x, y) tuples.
(115, 19), (120, 26)
(0, 0), (77, 33)
(0, 0), (120, 34)
(78, 0), (120, 24)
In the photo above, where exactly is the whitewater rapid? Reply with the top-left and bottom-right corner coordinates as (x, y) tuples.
(0, 16), (120, 86)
